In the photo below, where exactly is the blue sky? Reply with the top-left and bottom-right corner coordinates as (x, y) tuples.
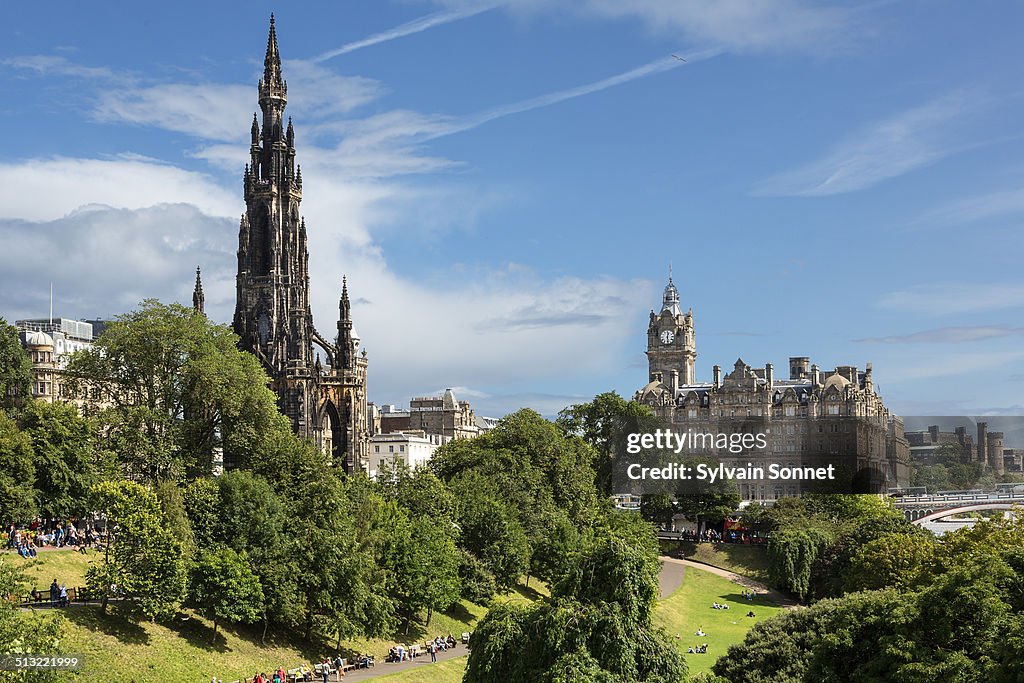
(2, 1), (1023, 418)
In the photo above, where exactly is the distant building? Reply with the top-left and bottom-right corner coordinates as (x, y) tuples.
(15, 318), (98, 407)
(369, 431), (449, 479)
(16, 318), (94, 368)
(376, 388), (496, 441)
(635, 274), (911, 500)
(905, 425), (975, 462)
(905, 423), (1007, 474)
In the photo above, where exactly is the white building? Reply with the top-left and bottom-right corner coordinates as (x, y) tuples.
(16, 318), (95, 369)
(369, 431), (449, 479)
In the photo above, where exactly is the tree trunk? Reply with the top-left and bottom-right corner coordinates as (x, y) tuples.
(426, 606), (433, 627)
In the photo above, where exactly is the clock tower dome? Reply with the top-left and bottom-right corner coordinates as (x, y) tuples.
(646, 272), (696, 388)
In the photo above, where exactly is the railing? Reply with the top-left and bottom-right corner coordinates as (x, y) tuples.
(893, 493), (1024, 506)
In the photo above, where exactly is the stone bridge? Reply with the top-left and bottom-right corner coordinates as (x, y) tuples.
(892, 493), (1024, 524)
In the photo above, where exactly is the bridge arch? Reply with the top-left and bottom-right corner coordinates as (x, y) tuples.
(911, 503), (1020, 526)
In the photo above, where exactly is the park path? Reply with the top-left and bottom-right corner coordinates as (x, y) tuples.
(658, 557), (686, 598)
(337, 645), (467, 681)
(659, 556), (799, 608)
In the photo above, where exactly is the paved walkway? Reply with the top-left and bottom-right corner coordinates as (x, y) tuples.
(339, 645), (467, 681)
(659, 556), (799, 608)
(658, 558), (686, 598)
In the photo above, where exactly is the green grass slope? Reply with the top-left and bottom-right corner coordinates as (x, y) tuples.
(659, 541), (770, 583)
(16, 550), (534, 683)
(654, 566), (785, 676)
(20, 549), (782, 681)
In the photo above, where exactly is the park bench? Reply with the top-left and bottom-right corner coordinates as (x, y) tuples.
(312, 662), (340, 681)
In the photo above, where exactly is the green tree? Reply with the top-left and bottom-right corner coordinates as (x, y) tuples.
(154, 480), (195, 560)
(674, 458), (741, 533)
(767, 528), (833, 601)
(394, 517), (461, 628)
(66, 300), (291, 481)
(844, 532), (937, 592)
(465, 531), (685, 683)
(188, 546), (264, 639)
(452, 471), (532, 590)
(557, 391), (656, 494)
(912, 463), (952, 492)
(0, 317), (32, 416)
(213, 470), (302, 640)
(183, 477), (219, 552)
(0, 412), (36, 523)
(0, 557), (65, 682)
(639, 493), (676, 528)
(86, 480), (187, 620)
(19, 401), (113, 519)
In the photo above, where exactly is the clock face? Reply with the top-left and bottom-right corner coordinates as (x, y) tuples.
(660, 330), (675, 345)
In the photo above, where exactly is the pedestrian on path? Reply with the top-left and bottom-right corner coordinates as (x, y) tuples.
(430, 642), (437, 663)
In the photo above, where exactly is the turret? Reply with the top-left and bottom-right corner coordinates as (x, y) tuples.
(192, 266), (205, 315)
(337, 277), (354, 370)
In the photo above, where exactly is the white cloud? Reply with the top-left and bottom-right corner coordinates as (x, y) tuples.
(922, 185), (1024, 226)
(2, 54), (122, 81)
(571, 0), (855, 54)
(881, 350), (1024, 384)
(93, 64), (382, 143)
(856, 326), (1024, 344)
(755, 93), (982, 196)
(0, 204), (235, 322)
(0, 156), (238, 222)
(430, 0), (857, 54)
(878, 283), (1024, 316)
(311, 2), (502, 62)
(95, 84), (254, 142)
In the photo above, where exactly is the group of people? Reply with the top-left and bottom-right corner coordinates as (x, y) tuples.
(244, 658), (338, 683)
(711, 601), (730, 610)
(687, 644), (710, 654)
(427, 634), (458, 662)
(663, 527), (768, 545)
(28, 578), (69, 607)
(4, 520), (101, 557)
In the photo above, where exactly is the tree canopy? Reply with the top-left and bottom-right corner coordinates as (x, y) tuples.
(65, 300), (291, 481)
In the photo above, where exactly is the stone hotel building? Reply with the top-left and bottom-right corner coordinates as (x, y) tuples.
(636, 276), (910, 500)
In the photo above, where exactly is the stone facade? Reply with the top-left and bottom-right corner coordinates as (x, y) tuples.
(230, 16), (369, 472)
(376, 388), (489, 440)
(635, 275), (911, 500)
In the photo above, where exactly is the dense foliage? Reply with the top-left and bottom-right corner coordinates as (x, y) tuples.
(0, 557), (65, 682)
(464, 520), (685, 683)
(0, 317), (32, 416)
(65, 300), (290, 481)
(715, 516), (1024, 682)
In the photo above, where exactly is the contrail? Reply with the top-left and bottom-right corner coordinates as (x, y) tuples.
(430, 47), (723, 139)
(312, 3), (501, 63)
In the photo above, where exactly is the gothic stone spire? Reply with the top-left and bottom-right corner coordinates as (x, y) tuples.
(337, 276), (354, 370)
(192, 266), (205, 315)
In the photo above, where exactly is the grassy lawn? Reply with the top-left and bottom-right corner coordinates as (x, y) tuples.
(659, 541), (771, 583)
(373, 657), (467, 682)
(654, 566), (785, 676)
(9, 547), (100, 591)
(18, 548), (781, 680)
(15, 550), (538, 682)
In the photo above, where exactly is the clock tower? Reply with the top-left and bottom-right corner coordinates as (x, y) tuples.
(646, 273), (696, 388)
